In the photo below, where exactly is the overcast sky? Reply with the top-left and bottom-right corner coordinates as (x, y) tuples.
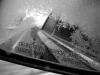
(1, 0), (100, 37)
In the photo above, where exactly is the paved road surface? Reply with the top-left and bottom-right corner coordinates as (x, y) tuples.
(0, 60), (59, 75)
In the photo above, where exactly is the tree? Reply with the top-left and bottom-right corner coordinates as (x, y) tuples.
(70, 23), (100, 62)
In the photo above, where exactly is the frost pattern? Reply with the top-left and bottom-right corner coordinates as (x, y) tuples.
(70, 24), (100, 62)
(54, 17), (100, 62)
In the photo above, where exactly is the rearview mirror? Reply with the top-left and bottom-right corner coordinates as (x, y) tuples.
(0, 0), (100, 74)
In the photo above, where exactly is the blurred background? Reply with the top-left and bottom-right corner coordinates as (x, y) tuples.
(0, 0), (100, 74)
(0, 60), (60, 75)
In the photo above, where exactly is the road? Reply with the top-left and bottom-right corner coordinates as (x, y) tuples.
(0, 60), (59, 75)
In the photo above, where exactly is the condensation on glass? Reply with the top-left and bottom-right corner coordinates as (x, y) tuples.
(0, 0), (100, 72)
